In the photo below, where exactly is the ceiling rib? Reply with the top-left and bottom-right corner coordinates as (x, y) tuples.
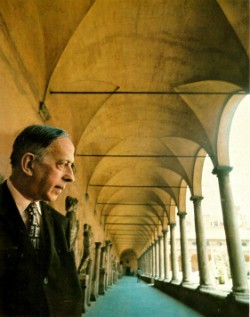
(109, 231), (148, 236)
(89, 184), (185, 188)
(115, 242), (146, 244)
(97, 203), (175, 206)
(77, 154), (208, 157)
(103, 215), (164, 218)
(105, 223), (161, 226)
(50, 90), (246, 95)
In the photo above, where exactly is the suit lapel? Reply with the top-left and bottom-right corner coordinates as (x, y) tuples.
(0, 181), (32, 249)
(40, 202), (54, 270)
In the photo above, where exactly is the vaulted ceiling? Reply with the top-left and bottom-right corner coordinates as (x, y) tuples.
(0, 0), (249, 256)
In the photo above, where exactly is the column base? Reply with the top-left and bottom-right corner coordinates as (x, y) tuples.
(198, 284), (215, 292)
(163, 278), (172, 283)
(228, 290), (250, 303)
(170, 279), (180, 285)
(90, 293), (97, 302)
(181, 280), (195, 288)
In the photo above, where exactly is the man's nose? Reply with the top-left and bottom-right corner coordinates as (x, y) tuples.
(64, 165), (75, 182)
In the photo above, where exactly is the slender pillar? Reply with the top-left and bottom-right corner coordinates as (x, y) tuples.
(138, 254), (143, 274)
(91, 242), (102, 301)
(155, 238), (159, 277)
(147, 246), (152, 276)
(109, 244), (113, 286)
(142, 252), (146, 275)
(105, 240), (111, 288)
(87, 257), (94, 306)
(151, 242), (155, 283)
(145, 248), (149, 275)
(162, 229), (170, 281)
(178, 212), (191, 285)
(191, 196), (213, 289)
(170, 223), (178, 282)
(149, 244), (153, 277)
(109, 247), (113, 285)
(158, 235), (164, 279)
(118, 263), (123, 278)
(99, 246), (106, 295)
(213, 166), (249, 299)
(152, 242), (156, 279)
(113, 260), (118, 283)
(148, 247), (151, 276)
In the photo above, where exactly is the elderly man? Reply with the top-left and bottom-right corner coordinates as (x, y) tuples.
(0, 125), (82, 317)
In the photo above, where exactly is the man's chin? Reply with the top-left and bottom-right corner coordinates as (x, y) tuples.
(46, 193), (61, 202)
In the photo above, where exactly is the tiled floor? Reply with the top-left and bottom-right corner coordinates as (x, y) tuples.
(84, 276), (204, 317)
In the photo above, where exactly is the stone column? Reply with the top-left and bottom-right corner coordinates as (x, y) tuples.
(213, 166), (249, 299)
(170, 223), (178, 282)
(158, 235), (164, 279)
(148, 245), (152, 276)
(138, 256), (141, 272)
(99, 246), (106, 295)
(111, 246), (114, 285)
(144, 251), (147, 273)
(105, 240), (111, 289)
(143, 250), (147, 275)
(145, 250), (148, 275)
(150, 244), (153, 277)
(143, 252), (146, 273)
(108, 244), (113, 286)
(119, 263), (123, 278)
(79, 274), (89, 313)
(155, 238), (159, 278)
(152, 241), (156, 278)
(191, 196), (213, 289)
(178, 212), (191, 285)
(110, 255), (114, 284)
(162, 229), (170, 281)
(115, 259), (118, 283)
(87, 256), (94, 306)
(91, 242), (102, 301)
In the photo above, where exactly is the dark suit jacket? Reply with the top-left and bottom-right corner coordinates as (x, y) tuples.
(0, 181), (83, 317)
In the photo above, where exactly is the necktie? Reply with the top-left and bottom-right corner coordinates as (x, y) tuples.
(27, 202), (40, 250)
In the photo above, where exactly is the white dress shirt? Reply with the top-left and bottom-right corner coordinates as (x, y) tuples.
(6, 178), (42, 227)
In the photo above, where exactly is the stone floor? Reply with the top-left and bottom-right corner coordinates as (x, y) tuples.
(84, 276), (204, 317)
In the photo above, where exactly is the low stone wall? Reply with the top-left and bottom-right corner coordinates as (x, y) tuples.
(141, 276), (249, 317)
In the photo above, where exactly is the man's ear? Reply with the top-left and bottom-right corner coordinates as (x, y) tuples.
(21, 153), (36, 176)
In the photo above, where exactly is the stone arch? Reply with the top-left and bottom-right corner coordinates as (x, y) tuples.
(217, 94), (246, 166)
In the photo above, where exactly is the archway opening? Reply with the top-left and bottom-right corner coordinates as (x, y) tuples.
(229, 95), (250, 278)
(120, 249), (138, 276)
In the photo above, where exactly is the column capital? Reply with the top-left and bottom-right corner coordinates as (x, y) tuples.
(169, 222), (176, 228)
(95, 242), (102, 249)
(162, 229), (168, 235)
(190, 195), (203, 202)
(105, 240), (111, 246)
(212, 165), (233, 176)
(177, 211), (187, 217)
